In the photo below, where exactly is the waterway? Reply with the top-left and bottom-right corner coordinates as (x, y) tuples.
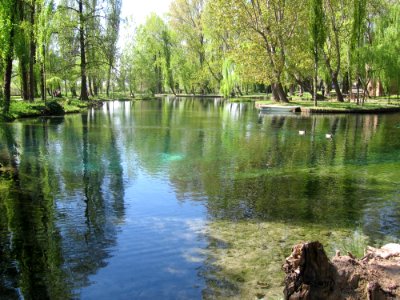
(0, 98), (399, 299)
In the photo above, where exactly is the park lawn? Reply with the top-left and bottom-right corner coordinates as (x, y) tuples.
(255, 98), (400, 112)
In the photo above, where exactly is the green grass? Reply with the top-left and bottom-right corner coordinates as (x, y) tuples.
(255, 98), (400, 111)
(1, 92), (151, 120)
(1, 97), (100, 120)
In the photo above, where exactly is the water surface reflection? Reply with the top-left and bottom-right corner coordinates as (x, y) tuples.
(0, 99), (399, 299)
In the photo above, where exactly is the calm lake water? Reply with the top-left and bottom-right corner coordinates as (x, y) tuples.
(0, 98), (399, 299)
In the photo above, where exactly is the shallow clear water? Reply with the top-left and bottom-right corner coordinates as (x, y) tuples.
(0, 98), (399, 299)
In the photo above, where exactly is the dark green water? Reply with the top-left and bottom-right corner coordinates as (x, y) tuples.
(0, 99), (399, 299)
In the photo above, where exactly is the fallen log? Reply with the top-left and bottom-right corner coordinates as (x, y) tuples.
(283, 242), (400, 300)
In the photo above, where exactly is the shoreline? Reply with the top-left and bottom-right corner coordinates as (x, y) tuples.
(300, 106), (400, 114)
(2, 97), (400, 122)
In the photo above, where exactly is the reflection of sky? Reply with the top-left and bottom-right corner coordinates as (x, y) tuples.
(79, 169), (208, 299)
(363, 197), (400, 242)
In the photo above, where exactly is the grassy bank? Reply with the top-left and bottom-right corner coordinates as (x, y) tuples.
(255, 98), (400, 113)
(0, 97), (105, 121)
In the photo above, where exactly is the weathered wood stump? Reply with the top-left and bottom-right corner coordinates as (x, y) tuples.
(283, 242), (400, 300)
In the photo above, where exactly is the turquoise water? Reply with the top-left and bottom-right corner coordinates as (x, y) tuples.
(0, 98), (399, 299)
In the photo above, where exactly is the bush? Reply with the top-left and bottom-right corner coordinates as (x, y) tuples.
(43, 101), (65, 116)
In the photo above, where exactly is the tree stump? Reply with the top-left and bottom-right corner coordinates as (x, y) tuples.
(283, 242), (400, 300)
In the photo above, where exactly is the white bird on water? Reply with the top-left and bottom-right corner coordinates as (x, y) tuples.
(325, 133), (333, 139)
(299, 130), (306, 135)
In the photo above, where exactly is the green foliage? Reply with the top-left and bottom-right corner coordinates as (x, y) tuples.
(309, 0), (326, 55)
(220, 58), (239, 98)
(1, 0), (400, 104)
(0, 0), (14, 60)
(8, 101), (44, 118)
(46, 76), (62, 90)
(121, 14), (177, 95)
(368, 2), (400, 94)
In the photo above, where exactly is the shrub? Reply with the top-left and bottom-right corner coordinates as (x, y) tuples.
(43, 101), (65, 116)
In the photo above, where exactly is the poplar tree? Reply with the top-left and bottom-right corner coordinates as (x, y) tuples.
(351, 0), (367, 103)
(0, 0), (18, 114)
(105, 0), (122, 97)
(309, 0), (326, 106)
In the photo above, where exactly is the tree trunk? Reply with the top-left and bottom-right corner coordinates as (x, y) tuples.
(72, 88), (77, 98)
(29, 0), (36, 102)
(79, 0), (89, 101)
(2, 22), (14, 113)
(284, 242), (400, 300)
(236, 85), (243, 96)
(64, 80), (68, 97)
(313, 57), (318, 107)
(40, 62), (46, 102)
(3, 55), (14, 114)
(20, 61), (29, 100)
(106, 62), (112, 97)
(332, 73), (344, 102)
(93, 78), (98, 96)
(272, 82), (288, 102)
(88, 77), (94, 97)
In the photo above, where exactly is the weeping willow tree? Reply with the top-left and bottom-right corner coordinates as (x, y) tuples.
(350, 0), (367, 104)
(309, 0), (326, 106)
(371, 2), (400, 99)
(220, 58), (240, 98)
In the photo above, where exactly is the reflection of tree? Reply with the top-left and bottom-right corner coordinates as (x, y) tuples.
(1, 99), (399, 298)
(0, 125), (22, 299)
(129, 100), (397, 230)
(0, 122), (70, 299)
(58, 111), (125, 293)
(0, 108), (126, 298)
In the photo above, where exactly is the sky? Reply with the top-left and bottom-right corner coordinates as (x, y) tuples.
(121, 0), (173, 25)
(119, 0), (174, 47)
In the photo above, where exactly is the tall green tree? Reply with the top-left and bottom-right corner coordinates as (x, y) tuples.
(36, 0), (54, 101)
(169, 0), (212, 94)
(322, 0), (353, 102)
(57, 0), (91, 100)
(309, 0), (326, 106)
(208, 0), (308, 102)
(350, 0), (367, 103)
(0, 0), (18, 114)
(104, 0), (122, 97)
(121, 14), (176, 95)
(370, 2), (400, 96)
